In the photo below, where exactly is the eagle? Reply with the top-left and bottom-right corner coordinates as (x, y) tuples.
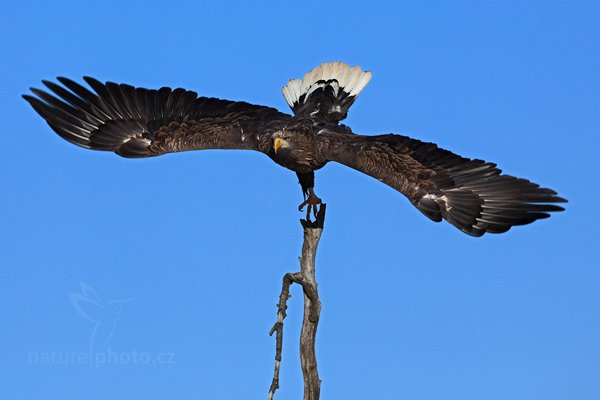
(23, 61), (565, 236)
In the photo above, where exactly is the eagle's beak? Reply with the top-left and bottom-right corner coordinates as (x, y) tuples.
(273, 137), (288, 154)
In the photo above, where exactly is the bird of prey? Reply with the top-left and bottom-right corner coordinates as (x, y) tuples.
(23, 61), (565, 236)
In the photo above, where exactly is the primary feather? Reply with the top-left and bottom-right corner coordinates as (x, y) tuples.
(319, 131), (565, 236)
(24, 77), (290, 157)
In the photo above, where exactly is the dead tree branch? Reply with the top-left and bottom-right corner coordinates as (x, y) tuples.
(268, 204), (326, 400)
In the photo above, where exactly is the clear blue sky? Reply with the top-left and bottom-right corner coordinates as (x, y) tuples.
(1, 1), (598, 399)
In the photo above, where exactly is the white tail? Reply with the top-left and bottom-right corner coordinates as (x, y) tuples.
(282, 61), (372, 108)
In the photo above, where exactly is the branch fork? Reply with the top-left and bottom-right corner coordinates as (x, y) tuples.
(268, 204), (326, 400)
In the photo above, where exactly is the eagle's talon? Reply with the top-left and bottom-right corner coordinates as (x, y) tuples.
(298, 189), (322, 221)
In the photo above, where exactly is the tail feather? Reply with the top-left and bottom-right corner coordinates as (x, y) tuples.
(282, 61), (372, 122)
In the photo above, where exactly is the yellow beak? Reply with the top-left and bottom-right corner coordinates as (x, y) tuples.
(273, 137), (287, 154)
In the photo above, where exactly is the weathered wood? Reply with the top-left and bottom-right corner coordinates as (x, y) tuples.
(298, 205), (324, 400)
(268, 205), (326, 400)
(268, 272), (301, 399)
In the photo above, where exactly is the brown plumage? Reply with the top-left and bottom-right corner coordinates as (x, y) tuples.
(23, 62), (566, 236)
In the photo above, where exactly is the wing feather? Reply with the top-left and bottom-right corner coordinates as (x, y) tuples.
(320, 131), (566, 236)
(24, 77), (291, 158)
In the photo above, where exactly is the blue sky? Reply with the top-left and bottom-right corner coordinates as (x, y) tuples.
(1, 1), (599, 399)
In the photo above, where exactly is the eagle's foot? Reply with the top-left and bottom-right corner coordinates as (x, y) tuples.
(298, 188), (322, 220)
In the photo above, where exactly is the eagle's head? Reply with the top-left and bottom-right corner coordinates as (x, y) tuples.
(269, 129), (323, 170)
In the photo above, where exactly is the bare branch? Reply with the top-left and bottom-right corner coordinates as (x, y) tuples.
(268, 204), (326, 400)
(268, 272), (301, 400)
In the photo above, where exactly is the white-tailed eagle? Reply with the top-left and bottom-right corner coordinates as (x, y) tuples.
(23, 62), (566, 236)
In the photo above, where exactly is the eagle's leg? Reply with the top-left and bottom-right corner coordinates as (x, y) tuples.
(296, 172), (322, 220)
(298, 188), (322, 220)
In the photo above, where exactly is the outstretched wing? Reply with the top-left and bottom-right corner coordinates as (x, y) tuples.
(23, 77), (291, 158)
(320, 131), (566, 236)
